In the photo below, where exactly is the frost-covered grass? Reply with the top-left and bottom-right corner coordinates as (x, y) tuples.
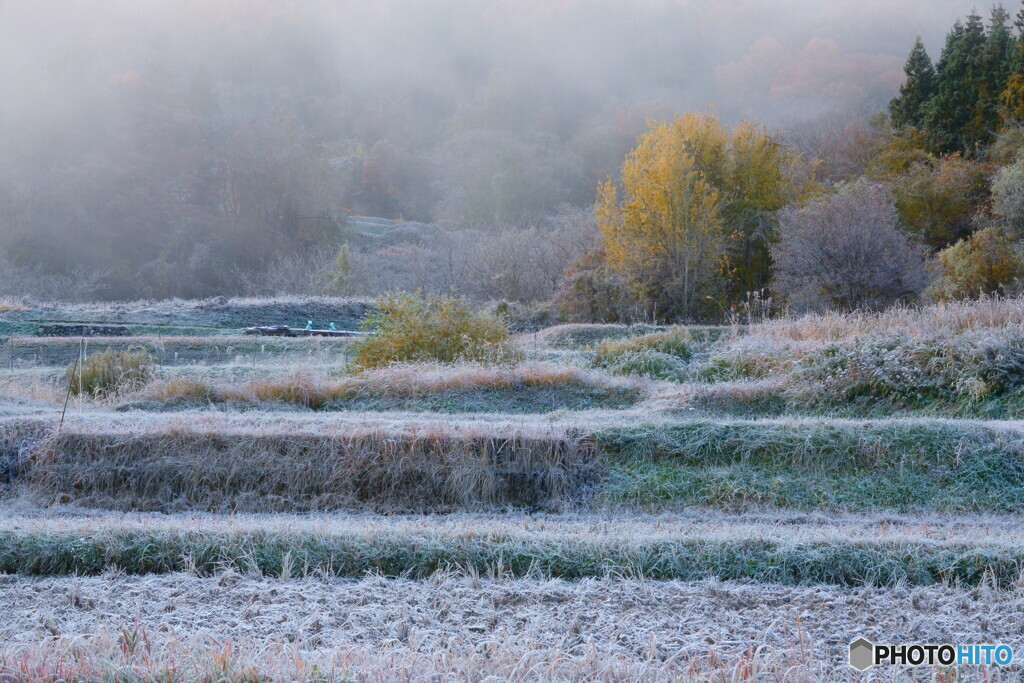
(695, 330), (1024, 417)
(5, 573), (1021, 681)
(9, 296), (1024, 682)
(2, 334), (351, 367)
(3, 528), (1021, 586)
(667, 297), (1024, 417)
(1, 509), (1023, 586)
(590, 327), (700, 381)
(747, 295), (1024, 341)
(9, 414), (1024, 514)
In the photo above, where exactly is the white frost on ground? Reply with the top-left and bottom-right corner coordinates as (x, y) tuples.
(1, 574), (1021, 680)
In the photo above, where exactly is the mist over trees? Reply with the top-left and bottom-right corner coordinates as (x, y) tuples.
(0, 0), (982, 302)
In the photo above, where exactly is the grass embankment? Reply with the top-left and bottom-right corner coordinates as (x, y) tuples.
(691, 327), (1024, 418)
(8, 416), (1024, 514)
(128, 363), (642, 414)
(4, 530), (1020, 586)
(25, 422), (596, 512)
(1, 512), (1022, 586)
(598, 420), (1024, 511)
(580, 297), (1024, 418)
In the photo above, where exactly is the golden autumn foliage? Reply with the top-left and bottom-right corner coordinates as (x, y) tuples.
(931, 227), (1024, 300)
(595, 114), (790, 321)
(596, 125), (725, 321)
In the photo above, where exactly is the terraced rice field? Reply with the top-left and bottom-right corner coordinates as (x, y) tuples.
(3, 296), (1024, 680)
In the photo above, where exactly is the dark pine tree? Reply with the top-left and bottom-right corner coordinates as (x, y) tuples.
(889, 37), (936, 130)
(926, 13), (989, 153)
(973, 6), (1014, 141)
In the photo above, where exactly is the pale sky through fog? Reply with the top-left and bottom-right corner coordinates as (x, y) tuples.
(0, 0), (1002, 297)
(0, 0), (991, 127)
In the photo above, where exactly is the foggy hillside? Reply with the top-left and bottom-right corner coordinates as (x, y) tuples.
(0, 0), (982, 298)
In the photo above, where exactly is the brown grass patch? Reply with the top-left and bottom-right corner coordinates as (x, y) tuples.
(750, 295), (1024, 343)
(0, 296), (28, 312)
(138, 363), (637, 411)
(26, 423), (597, 512)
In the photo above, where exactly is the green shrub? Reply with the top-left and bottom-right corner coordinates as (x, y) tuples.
(349, 293), (514, 369)
(592, 327), (694, 379)
(66, 349), (153, 396)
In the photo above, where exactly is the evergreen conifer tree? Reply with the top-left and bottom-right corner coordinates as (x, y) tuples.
(889, 37), (936, 129)
(974, 6), (1014, 140)
(926, 13), (988, 152)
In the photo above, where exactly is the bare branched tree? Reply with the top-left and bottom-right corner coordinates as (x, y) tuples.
(771, 180), (929, 312)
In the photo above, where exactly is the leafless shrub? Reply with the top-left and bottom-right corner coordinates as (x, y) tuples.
(0, 250), (107, 302)
(771, 179), (930, 312)
(232, 250), (339, 297)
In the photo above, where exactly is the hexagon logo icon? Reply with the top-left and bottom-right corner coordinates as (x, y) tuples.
(849, 638), (875, 671)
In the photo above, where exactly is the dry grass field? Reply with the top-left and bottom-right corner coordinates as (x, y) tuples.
(4, 296), (1024, 680)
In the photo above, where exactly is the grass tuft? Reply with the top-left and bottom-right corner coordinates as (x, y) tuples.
(65, 348), (153, 396)
(592, 327), (697, 380)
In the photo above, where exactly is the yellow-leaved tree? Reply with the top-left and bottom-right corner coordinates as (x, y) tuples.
(596, 121), (725, 321)
(595, 114), (790, 320)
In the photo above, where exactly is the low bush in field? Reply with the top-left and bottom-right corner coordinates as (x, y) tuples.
(592, 327), (695, 380)
(349, 293), (515, 369)
(65, 349), (153, 396)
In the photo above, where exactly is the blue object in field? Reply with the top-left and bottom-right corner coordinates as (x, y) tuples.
(305, 320), (313, 330)
(330, 322), (337, 331)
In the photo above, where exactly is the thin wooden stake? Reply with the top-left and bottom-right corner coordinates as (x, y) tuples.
(59, 338), (84, 431)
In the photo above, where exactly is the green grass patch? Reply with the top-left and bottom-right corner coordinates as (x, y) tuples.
(591, 327), (706, 381)
(593, 420), (1024, 513)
